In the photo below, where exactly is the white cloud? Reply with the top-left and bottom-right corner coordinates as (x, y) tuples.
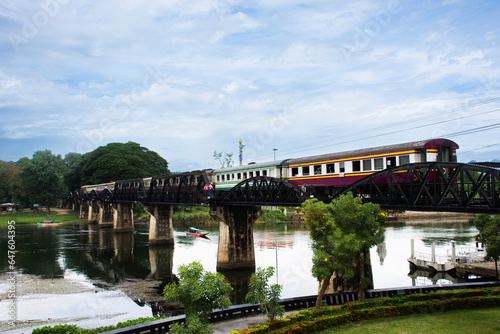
(0, 0), (499, 166)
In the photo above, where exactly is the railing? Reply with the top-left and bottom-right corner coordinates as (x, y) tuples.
(100, 281), (499, 334)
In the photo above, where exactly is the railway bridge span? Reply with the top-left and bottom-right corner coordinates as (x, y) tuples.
(61, 161), (500, 271)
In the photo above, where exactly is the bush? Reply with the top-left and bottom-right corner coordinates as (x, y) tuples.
(230, 288), (500, 334)
(32, 324), (86, 334)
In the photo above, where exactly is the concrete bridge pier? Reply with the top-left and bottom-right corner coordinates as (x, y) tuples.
(88, 201), (100, 224)
(145, 205), (174, 245)
(79, 200), (88, 218)
(112, 203), (134, 232)
(97, 201), (114, 228)
(210, 206), (261, 271)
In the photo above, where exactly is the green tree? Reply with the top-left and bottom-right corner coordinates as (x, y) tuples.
(213, 151), (233, 168)
(80, 142), (169, 185)
(163, 261), (232, 334)
(245, 266), (285, 321)
(302, 193), (386, 307)
(62, 152), (85, 191)
(474, 214), (500, 283)
(0, 160), (22, 203)
(20, 150), (67, 211)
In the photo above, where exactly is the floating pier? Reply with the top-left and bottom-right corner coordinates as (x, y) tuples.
(408, 239), (487, 273)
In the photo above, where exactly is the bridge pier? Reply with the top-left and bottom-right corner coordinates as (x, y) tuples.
(145, 205), (174, 245)
(79, 200), (88, 218)
(210, 206), (261, 271)
(97, 201), (114, 227)
(88, 201), (100, 224)
(112, 203), (134, 232)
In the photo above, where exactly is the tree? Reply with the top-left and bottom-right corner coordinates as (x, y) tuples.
(163, 261), (232, 334)
(302, 193), (386, 308)
(213, 151), (233, 168)
(62, 142), (170, 189)
(20, 150), (67, 211)
(245, 266), (285, 321)
(0, 160), (22, 203)
(474, 214), (500, 283)
(63, 152), (85, 191)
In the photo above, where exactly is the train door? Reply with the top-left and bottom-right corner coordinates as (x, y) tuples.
(438, 145), (455, 162)
(419, 149), (427, 163)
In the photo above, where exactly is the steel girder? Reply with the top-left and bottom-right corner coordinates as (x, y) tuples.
(148, 171), (211, 205)
(339, 162), (500, 213)
(219, 176), (306, 206)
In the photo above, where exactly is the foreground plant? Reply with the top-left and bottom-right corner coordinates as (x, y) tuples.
(163, 261), (233, 334)
(245, 266), (285, 321)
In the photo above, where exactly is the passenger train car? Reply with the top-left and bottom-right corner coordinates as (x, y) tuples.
(80, 138), (458, 197)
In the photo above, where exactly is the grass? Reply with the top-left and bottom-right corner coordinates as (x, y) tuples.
(0, 208), (85, 225)
(315, 307), (500, 334)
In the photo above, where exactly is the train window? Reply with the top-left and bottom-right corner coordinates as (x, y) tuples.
(386, 157), (396, 168)
(314, 165), (322, 175)
(399, 155), (410, 165)
(255, 171), (260, 177)
(339, 162), (345, 173)
(363, 159), (372, 171)
(243, 172), (247, 179)
(302, 166), (310, 176)
(217, 175), (220, 182)
(353, 161), (361, 172)
(249, 171), (253, 177)
(292, 167), (299, 176)
(262, 170), (267, 176)
(326, 163), (335, 174)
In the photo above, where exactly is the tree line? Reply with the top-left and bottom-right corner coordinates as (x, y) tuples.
(0, 142), (170, 210)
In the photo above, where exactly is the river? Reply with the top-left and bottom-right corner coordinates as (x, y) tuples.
(0, 217), (487, 331)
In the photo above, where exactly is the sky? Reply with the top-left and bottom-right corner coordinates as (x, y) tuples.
(1, 0), (499, 171)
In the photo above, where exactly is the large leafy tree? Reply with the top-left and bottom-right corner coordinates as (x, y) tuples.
(20, 150), (67, 211)
(163, 261), (232, 334)
(302, 193), (386, 307)
(81, 142), (169, 185)
(474, 214), (500, 283)
(63, 142), (170, 189)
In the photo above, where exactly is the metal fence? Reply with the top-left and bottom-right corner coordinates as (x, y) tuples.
(101, 281), (499, 334)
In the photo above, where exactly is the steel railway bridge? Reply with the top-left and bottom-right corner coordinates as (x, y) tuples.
(66, 161), (500, 213)
(61, 161), (500, 271)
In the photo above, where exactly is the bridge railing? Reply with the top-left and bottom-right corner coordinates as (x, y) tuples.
(99, 281), (499, 334)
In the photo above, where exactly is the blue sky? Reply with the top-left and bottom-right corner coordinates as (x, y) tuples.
(1, 0), (499, 171)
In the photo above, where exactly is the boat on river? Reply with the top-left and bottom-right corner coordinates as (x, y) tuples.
(186, 227), (209, 238)
(37, 220), (62, 227)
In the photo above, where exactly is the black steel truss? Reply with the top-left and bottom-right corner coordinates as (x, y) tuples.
(147, 170), (211, 205)
(218, 176), (307, 206)
(339, 162), (500, 213)
(65, 163), (500, 213)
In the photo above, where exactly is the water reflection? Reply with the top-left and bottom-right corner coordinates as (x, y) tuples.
(0, 219), (484, 318)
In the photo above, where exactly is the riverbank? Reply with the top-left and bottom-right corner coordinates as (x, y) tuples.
(0, 208), (85, 226)
(0, 273), (155, 334)
(392, 211), (475, 223)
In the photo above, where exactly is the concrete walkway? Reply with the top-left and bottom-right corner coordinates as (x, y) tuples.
(210, 311), (298, 334)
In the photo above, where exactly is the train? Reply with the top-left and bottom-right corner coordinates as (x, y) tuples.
(80, 138), (459, 197)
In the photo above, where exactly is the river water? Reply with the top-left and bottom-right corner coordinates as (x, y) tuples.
(0, 218), (486, 324)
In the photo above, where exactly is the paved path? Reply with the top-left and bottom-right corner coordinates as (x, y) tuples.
(210, 311), (298, 334)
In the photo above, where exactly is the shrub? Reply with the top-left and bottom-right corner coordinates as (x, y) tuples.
(32, 324), (86, 334)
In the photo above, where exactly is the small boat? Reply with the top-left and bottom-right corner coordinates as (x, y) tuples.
(37, 220), (62, 226)
(186, 227), (209, 238)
